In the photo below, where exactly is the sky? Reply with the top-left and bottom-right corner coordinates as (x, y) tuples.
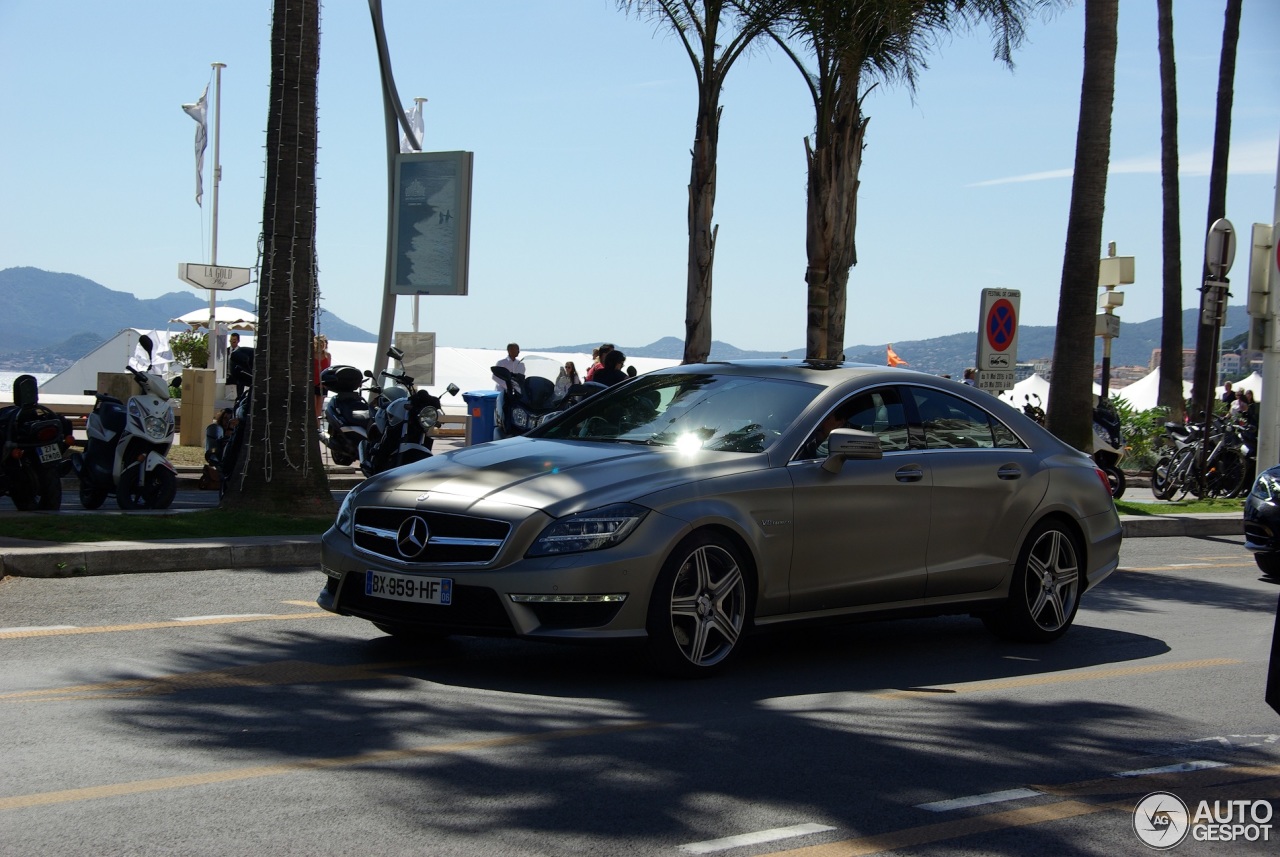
(1, 1), (1277, 356)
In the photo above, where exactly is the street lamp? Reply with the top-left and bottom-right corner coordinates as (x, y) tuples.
(1097, 242), (1134, 400)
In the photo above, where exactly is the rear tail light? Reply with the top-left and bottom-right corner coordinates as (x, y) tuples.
(1094, 467), (1112, 495)
(35, 425), (60, 443)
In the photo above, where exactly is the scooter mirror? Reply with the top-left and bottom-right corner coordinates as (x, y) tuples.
(387, 346), (405, 361)
(138, 334), (154, 357)
(446, 383), (460, 397)
(364, 370), (374, 378)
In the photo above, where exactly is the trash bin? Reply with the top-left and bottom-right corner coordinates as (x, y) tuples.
(462, 390), (500, 445)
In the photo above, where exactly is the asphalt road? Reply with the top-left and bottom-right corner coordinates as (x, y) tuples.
(1, 536), (1277, 856)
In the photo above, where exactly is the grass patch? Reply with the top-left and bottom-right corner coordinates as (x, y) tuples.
(0, 507), (334, 543)
(1116, 497), (1244, 517)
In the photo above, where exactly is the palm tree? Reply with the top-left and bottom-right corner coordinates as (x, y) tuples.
(1156, 0), (1184, 421)
(618, 2), (776, 364)
(1189, 0), (1242, 412)
(222, 0), (332, 513)
(764, 0), (1052, 360)
(1045, 0), (1117, 451)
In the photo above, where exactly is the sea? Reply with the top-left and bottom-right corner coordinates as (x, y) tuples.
(0, 371), (56, 395)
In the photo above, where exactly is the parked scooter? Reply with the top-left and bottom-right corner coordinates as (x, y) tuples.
(491, 364), (605, 438)
(359, 347), (459, 476)
(1090, 397), (1126, 499)
(320, 362), (371, 466)
(0, 374), (73, 510)
(72, 335), (179, 510)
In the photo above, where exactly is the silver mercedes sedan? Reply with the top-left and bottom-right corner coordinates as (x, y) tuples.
(318, 361), (1121, 676)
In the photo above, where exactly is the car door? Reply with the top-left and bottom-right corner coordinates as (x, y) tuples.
(786, 386), (930, 614)
(904, 385), (1049, 598)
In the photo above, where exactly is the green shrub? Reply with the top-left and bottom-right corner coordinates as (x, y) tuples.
(170, 330), (209, 369)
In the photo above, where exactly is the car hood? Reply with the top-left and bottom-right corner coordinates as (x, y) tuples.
(363, 437), (758, 515)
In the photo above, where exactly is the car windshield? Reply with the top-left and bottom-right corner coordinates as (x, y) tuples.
(535, 373), (822, 453)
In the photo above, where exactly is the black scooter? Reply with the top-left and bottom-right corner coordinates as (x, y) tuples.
(491, 365), (605, 438)
(0, 374), (73, 510)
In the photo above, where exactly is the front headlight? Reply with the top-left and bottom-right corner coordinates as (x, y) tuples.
(512, 407), (531, 428)
(144, 414), (169, 441)
(417, 406), (441, 430)
(1252, 473), (1280, 503)
(526, 503), (649, 557)
(334, 489), (357, 536)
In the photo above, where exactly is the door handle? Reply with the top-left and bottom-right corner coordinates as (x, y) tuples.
(895, 464), (924, 483)
(997, 465), (1022, 480)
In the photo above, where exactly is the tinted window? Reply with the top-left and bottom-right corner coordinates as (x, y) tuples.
(797, 387), (910, 459)
(536, 373), (823, 453)
(907, 388), (1025, 450)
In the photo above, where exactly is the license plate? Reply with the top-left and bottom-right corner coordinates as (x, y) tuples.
(365, 570), (452, 605)
(37, 443), (61, 464)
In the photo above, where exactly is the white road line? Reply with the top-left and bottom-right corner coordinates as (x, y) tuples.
(173, 614), (272, 622)
(0, 625), (77, 634)
(1113, 760), (1228, 778)
(915, 788), (1041, 812)
(678, 823), (836, 854)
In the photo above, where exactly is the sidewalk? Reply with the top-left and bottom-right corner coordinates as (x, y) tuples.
(0, 512), (1244, 579)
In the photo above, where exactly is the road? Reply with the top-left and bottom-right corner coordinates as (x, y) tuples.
(1, 536), (1277, 856)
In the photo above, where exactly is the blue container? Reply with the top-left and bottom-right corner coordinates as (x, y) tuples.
(462, 390), (500, 445)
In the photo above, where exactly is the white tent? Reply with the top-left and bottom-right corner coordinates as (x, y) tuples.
(1222, 371), (1263, 398)
(1114, 368), (1191, 412)
(171, 307), (258, 330)
(999, 374), (1051, 409)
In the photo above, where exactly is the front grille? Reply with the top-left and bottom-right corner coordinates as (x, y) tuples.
(353, 506), (510, 565)
(337, 572), (514, 634)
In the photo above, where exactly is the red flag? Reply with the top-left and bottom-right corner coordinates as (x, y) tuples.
(887, 344), (909, 367)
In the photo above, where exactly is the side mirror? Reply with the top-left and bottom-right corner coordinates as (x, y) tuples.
(363, 370), (374, 379)
(821, 428), (883, 474)
(445, 383), (460, 397)
(387, 346), (405, 361)
(138, 334), (154, 357)
(491, 366), (512, 383)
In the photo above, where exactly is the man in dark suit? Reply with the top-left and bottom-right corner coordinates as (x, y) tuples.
(227, 332), (254, 402)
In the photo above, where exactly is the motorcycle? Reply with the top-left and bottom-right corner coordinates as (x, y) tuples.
(72, 334), (179, 510)
(359, 347), (459, 476)
(491, 363), (606, 438)
(1090, 397), (1126, 499)
(320, 362), (372, 467)
(0, 374), (73, 510)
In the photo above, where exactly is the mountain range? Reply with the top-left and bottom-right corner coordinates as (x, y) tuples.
(1, 266), (1253, 376)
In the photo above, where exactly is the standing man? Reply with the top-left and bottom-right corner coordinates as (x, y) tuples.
(494, 342), (526, 390)
(228, 332), (254, 403)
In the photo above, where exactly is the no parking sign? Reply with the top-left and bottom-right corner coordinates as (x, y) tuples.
(975, 288), (1020, 392)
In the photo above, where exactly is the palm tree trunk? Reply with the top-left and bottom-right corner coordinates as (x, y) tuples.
(223, 0), (331, 513)
(1047, 0), (1117, 452)
(684, 89), (721, 365)
(1156, 0), (1184, 420)
(1190, 0), (1242, 411)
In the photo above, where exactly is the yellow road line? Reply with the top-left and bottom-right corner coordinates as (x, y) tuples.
(0, 721), (659, 811)
(0, 611), (334, 640)
(871, 658), (1239, 700)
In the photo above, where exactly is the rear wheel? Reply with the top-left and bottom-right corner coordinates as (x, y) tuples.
(1102, 465), (1126, 499)
(1150, 456), (1174, 500)
(35, 466), (61, 510)
(983, 520), (1081, 643)
(646, 532), (751, 678)
(79, 482), (107, 510)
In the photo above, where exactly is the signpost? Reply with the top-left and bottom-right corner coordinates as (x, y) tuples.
(975, 288), (1020, 393)
(178, 263), (253, 291)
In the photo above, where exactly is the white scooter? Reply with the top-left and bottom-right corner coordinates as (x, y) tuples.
(72, 335), (179, 510)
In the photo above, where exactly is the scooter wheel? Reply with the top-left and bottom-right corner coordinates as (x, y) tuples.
(116, 463), (178, 510)
(35, 467), (62, 511)
(79, 483), (107, 510)
(1104, 465), (1126, 500)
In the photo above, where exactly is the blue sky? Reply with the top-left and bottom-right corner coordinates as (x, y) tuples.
(1, 1), (1277, 356)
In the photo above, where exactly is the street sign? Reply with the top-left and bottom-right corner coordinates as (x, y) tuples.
(1095, 313), (1121, 338)
(178, 262), (253, 291)
(976, 288), (1020, 379)
(1205, 218), (1237, 278)
(977, 370), (1015, 393)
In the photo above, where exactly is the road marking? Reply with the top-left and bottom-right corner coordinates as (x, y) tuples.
(0, 659), (430, 704)
(915, 788), (1040, 812)
(0, 625), (77, 634)
(1122, 561), (1253, 572)
(1114, 760), (1228, 778)
(0, 611), (334, 639)
(870, 658), (1239, 699)
(174, 614), (273, 622)
(680, 823), (836, 854)
(0, 720), (660, 811)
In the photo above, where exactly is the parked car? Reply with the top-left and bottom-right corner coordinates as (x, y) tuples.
(1244, 463), (1280, 578)
(317, 360), (1122, 676)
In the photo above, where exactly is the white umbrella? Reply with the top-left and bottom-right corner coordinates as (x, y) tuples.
(170, 306), (258, 330)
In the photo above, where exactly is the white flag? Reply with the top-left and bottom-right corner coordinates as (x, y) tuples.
(182, 85), (208, 206)
(399, 99), (425, 153)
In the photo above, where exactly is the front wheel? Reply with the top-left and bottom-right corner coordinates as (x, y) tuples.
(79, 481), (107, 510)
(116, 463), (177, 510)
(1150, 456), (1173, 500)
(983, 520), (1082, 643)
(1255, 553), (1280, 579)
(646, 532), (751, 678)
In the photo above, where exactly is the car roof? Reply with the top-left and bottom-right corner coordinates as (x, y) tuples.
(649, 359), (957, 389)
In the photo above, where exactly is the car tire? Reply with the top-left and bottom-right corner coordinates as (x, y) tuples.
(983, 519), (1082, 643)
(645, 531), (751, 678)
(79, 482), (107, 510)
(1256, 554), (1280, 579)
